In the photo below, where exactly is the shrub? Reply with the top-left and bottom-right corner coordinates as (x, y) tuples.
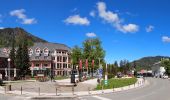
(0, 79), (3, 86)
(108, 74), (115, 79)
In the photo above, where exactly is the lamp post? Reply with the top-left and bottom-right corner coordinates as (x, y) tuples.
(7, 58), (11, 82)
(7, 58), (12, 91)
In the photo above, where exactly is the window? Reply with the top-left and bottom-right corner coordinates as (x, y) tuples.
(35, 56), (39, 59)
(35, 64), (39, 67)
(63, 64), (67, 68)
(52, 57), (55, 60)
(29, 48), (33, 56)
(44, 64), (48, 67)
(68, 64), (71, 68)
(63, 57), (67, 62)
(57, 63), (61, 69)
(35, 48), (41, 54)
(44, 56), (48, 59)
(57, 56), (62, 62)
(43, 48), (49, 56)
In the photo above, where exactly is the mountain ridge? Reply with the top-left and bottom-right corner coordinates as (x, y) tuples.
(0, 27), (47, 47)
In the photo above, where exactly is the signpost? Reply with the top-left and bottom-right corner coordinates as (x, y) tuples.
(105, 63), (108, 85)
(98, 65), (103, 79)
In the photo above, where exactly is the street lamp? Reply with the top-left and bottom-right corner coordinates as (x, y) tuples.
(7, 58), (11, 82)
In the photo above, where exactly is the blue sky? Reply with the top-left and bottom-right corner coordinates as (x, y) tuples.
(0, 0), (170, 63)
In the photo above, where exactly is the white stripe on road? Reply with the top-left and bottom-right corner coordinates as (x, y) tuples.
(92, 95), (111, 100)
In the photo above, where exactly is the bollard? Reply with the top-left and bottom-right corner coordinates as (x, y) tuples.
(38, 87), (40, 96)
(134, 83), (135, 87)
(4, 86), (6, 94)
(88, 87), (91, 94)
(113, 85), (114, 92)
(72, 87), (74, 95)
(102, 85), (104, 93)
(21, 86), (22, 95)
(56, 87), (58, 96)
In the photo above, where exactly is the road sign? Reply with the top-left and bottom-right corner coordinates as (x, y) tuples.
(99, 69), (103, 74)
(104, 74), (108, 85)
(104, 80), (108, 85)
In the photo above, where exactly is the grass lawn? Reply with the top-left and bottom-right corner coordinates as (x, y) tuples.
(54, 76), (68, 80)
(96, 77), (137, 90)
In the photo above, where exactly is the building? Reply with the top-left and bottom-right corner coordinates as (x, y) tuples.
(152, 61), (165, 78)
(0, 42), (71, 77)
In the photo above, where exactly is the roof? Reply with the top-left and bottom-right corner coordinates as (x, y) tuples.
(30, 42), (71, 52)
(0, 42), (71, 59)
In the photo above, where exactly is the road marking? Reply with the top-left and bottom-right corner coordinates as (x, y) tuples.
(92, 95), (111, 100)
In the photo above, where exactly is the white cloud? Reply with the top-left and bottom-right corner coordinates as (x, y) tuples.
(162, 36), (170, 43)
(90, 11), (96, 17)
(97, 2), (119, 23)
(146, 25), (154, 32)
(0, 27), (4, 29)
(96, 2), (139, 33)
(10, 9), (37, 25)
(22, 18), (37, 24)
(86, 32), (97, 37)
(119, 24), (139, 33)
(64, 15), (90, 25)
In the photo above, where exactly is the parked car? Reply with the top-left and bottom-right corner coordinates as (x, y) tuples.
(162, 75), (168, 79)
(137, 75), (143, 78)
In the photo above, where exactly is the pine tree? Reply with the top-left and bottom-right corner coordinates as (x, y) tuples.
(114, 61), (118, 67)
(22, 39), (31, 77)
(15, 38), (31, 78)
(15, 43), (23, 77)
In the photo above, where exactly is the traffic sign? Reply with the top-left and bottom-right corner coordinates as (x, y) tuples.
(104, 80), (108, 85)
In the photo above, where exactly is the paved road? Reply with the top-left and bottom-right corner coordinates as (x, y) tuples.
(0, 94), (29, 100)
(79, 78), (170, 100)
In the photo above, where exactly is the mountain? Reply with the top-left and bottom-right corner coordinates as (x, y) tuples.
(0, 27), (47, 47)
(131, 56), (170, 70)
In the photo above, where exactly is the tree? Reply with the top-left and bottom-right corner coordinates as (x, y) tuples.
(15, 43), (23, 77)
(71, 46), (83, 81)
(114, 61), (118, 67)
(161, 59), (170, 76)
(15, 39), (31, 78)
(133, 61), (137, 77)
(71, 46), (83, 66)
(22, 39), (31, 77)
(83, 38), (105, 77)
(83, 38), (105, 69)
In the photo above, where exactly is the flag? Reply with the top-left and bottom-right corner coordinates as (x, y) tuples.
(85, 59), (88, 69)
(92, 59), (94, 68)
(79, 59), (82, 70)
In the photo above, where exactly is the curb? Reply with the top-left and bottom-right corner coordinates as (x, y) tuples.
(30, 95), (77, 99)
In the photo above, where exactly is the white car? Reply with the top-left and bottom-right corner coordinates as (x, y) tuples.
(163, 75), (169, 79)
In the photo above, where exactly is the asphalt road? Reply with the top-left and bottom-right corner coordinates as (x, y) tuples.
(0, 94), (28, 100)
(79, 78), (170, 100)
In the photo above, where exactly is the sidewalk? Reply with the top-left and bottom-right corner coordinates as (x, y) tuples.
(0, 78), (148, 99)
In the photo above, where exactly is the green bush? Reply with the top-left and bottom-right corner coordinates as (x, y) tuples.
(0, 79), (4, 86)
(96, 77), (137, 90)
(108, 74), (115, 79)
